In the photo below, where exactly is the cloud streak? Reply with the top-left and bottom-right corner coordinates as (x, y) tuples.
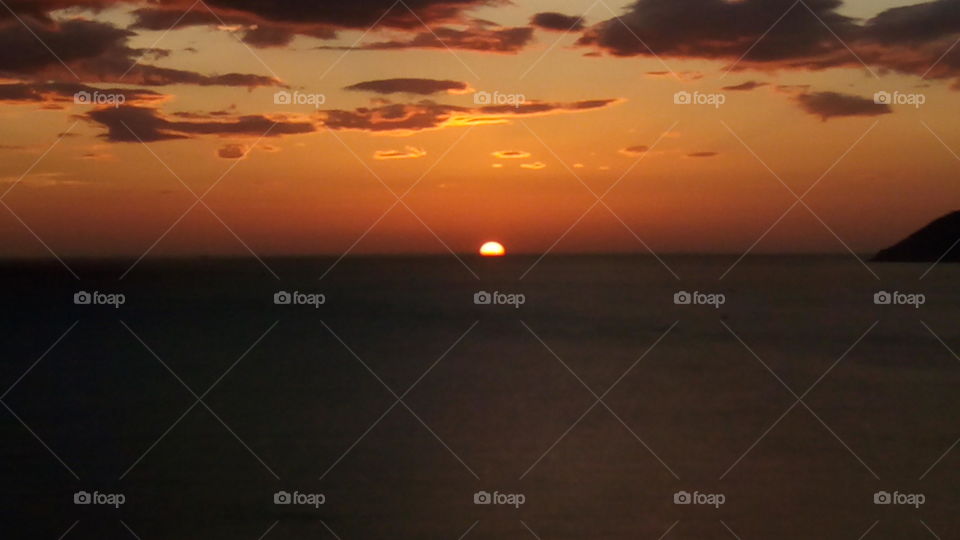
(0, 82), (165, 108)
(619, 145), (649, 156)
(795, 91), (891, 121)
(84, 106), (316, 142)
(374, 146), (427, 160)
(345, 78), (471, 95)
(722, 81), (769, 91)
(531, 12), (585, 32)
(492, 150), (531, 159)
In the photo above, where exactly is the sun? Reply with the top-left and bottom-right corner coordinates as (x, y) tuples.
(479, 241), (506, 257)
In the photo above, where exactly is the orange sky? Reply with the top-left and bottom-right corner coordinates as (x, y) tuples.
(1, 0), (959, 258)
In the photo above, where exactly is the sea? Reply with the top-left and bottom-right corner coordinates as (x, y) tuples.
(0, 255), (957, 539)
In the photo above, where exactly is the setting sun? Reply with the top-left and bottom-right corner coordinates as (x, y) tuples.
(479, 241), (506, 257)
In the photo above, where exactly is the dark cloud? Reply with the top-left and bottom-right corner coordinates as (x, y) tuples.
(10, 0), (960, 87)
(321, 98), (622, 133)
(862, 0), (960, 45)
(127, 8), (224, 30)
(200, 0), (499, 30)
(127, 0), (511, 48)
(344, 78), (470, 95)
(855, 1), (960, 83)
(217, 143), (248, 159)
(0, 0), (113, 22)
(5, 0), (500, 30)
(84, 106), (316, 142)
(531, 12), (585, 32)
(619, 145), (648, 156)
(241, 25), (301, 47)
(578, 0), (854, 61)
(6, 0), (531, 55)
(578, 0), (960, 87)
(0, 18), (131, 73)
(128, 7), (336, 48)
(722, 81), (769, 91)
(795, 91), (892, 121)
(687, 151), (718, 157)
(0, 18), (283, 87)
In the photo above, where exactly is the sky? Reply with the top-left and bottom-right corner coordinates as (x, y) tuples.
(1, 0), (959, 258)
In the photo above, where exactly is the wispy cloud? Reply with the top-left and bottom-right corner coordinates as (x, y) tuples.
(374, 146), (427, 160)
(492, 150), (531, 159)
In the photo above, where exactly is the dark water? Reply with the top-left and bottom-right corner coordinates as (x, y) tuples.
(1, 255), (958, 539)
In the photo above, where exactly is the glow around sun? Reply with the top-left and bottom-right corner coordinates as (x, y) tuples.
(479, 241), (506, 257)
